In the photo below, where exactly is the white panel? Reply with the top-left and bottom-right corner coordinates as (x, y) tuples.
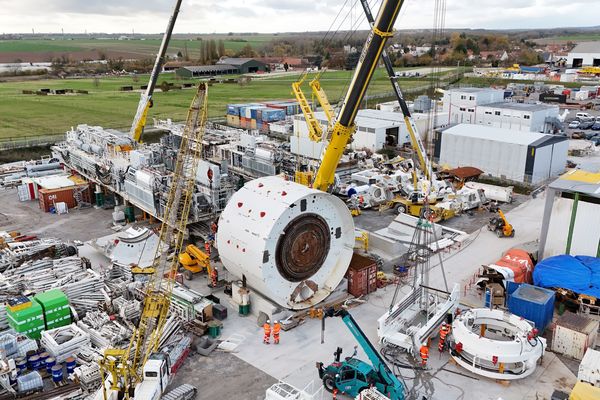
(532, 146), (552, 183)
(544, 197), (573, 258)
(570, 200), (600, 257)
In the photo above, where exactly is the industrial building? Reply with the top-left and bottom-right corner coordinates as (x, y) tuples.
(442, 87), (505, 124)
(292, 109), (448, 160)
(434, 124), (568, 184)
(175, 64), (239, 78)
(215, 58), (267, 74)
(475, 102), (560, 133)
(539, 170), (600, 259)
(566, 41), (600, 68)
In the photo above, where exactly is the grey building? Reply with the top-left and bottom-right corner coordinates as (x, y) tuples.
(434, 124), (568, 184)
(216, 58), (268, 74)
(176, 64), (239, 78)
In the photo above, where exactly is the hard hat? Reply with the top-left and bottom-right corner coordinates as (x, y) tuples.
(266, 319), (271, 323)
(274, 320), (279, 324)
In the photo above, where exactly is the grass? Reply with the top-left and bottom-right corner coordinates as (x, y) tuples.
(0, 37), (275, 61)
(546, 34), (600, 42)
(0, 68), (442, 139)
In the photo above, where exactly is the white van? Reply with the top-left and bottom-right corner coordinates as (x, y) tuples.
(576, 112), (593, 121)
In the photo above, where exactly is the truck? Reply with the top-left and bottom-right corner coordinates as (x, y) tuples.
(317, 308), (405, 400)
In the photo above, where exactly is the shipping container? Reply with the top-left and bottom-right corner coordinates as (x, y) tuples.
(239, 117), (250, 129)
(226, 115), (240, 127)
(346, 253), (378, 297)
(38, 184), (91, 213)
(250, 119), (258, 130)
(578, 348), (600, 386)
(551, 313), (599, 360)
(507, 284), (555, 332)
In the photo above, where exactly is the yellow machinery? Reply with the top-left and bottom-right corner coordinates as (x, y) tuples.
(292, 72), (324, 142)
(99, 83), (208, 399)
(578, 66), (600, 76)
(294, 170), (314, 187)
(312, 0), (404, 192)
(178, 244), (213, 281)
(292, 68), (337, 143)
(389, 196), (454, 222)
(487, 209), (514, 238)
(309, 69), (336, 125)
(130, 0), (182, 143)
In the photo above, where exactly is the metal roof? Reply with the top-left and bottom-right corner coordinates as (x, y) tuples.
(181, 65), (237, 73)
(448, 87), (503, 94)
(310, 110), (403, 129)
(570, 41), (600, 54)
(440, 124), (548, 145)
(32, 175), (75, 190)
(216, 58), (264, 66)
(481, 102), (557, 112)
(549, 170), (600, 197)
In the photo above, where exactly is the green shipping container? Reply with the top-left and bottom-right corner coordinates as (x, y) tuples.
(34, 289), (69, 315)
(6, 299), (43, 328)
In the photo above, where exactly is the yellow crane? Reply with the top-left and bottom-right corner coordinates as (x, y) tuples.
(309, 69), (337, 126)
(292, 71), (325, 142)
(313, 0), (403, 192)
(130, 0), (182, 143)
(99, 83), (208, 400)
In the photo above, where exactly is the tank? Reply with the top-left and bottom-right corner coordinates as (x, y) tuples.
(216, 176), (354, 309)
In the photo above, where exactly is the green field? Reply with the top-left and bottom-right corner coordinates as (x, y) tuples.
(0, 37), (276, 61)
(0, 69), (442, 139)
(545, 34), (600, 42)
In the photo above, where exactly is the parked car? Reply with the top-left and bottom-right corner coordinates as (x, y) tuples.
(568, 120), (581, 129)
(576, 112), (592, 120)
(592, 122), (600, 130)
(583, 131), (598, 140)
(579, 121), (595, 129)
(592, 136), (600, 146)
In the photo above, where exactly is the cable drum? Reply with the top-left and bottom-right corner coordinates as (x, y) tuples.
(216, 176), (354, 310)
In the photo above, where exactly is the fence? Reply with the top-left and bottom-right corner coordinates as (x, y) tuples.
(0, 134), (66, 151)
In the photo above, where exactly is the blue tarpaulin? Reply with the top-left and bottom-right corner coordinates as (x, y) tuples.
(533, 255), (600, 298)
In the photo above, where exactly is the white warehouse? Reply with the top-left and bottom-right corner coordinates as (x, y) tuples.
(434, 124), (568, 184)
(291, 109), (448, 160)
(475, 102), (560, 133)
(442, 87), (505, 124)
(566, 42), (600, 68)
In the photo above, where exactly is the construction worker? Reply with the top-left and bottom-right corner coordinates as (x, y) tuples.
(210, 266), (218, 288)
(438, 322), (451, 352)
(263, 319), (271, 344)
(419, 343), (429, 367)
(332, 388), (338, 399)
(272, 320), (281, 344)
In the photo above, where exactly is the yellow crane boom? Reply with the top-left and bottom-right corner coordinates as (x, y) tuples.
(309, 69), (336, 126)
(313, 0), (405, 192)
(292, 71), (324, 142)
(100, 83), (208, 399)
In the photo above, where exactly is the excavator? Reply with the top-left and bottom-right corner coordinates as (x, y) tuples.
(487, 209), (515, 238)
(317, 308), (405, 399)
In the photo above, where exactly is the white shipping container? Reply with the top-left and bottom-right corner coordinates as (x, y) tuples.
(464, 181), (513, 203)
(17, 184), (31, 201)
(579, 348), (600, 386)
(551, 313), (599, 360)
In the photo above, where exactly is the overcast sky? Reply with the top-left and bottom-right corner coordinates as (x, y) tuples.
(0, 0), (597, 34)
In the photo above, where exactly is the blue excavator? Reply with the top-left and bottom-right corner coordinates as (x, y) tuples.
(317, 308), (405, 399)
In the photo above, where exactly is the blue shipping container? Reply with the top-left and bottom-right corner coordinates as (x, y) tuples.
(250, 106), (267, 120)
(227, 104), (245, 116)
(506, 281), (522, 297)
(507, 284), (555, 333)
(262, 108), (286, 122)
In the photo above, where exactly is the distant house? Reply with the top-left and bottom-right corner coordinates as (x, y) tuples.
(566, 42), (600, 68)
(479, 51), (508, 62)
(176, 64), (239, 78)
(216, 58), (267, 74)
